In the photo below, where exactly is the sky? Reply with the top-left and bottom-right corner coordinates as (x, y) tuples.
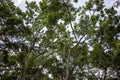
(12, 0), (39, 6)
(12, 0), (116, 7)
(12, 0), (120, 14)
(12, 0), (23, 6)
(12, 0), (42, 11)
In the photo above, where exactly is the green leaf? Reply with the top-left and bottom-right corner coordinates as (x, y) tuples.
(114, 50), (119, 57)
(73, 0), (78, 3)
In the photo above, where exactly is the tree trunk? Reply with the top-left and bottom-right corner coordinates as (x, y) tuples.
(65, 50), (70, 80)
(103, 67), (107, 80)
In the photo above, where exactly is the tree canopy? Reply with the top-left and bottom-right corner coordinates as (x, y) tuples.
(0, 0), (120, 80)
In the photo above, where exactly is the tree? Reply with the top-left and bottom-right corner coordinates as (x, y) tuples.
(1, 0), (120, 80)
(83, 0), (120, 79)
(0, 0), (31, 80)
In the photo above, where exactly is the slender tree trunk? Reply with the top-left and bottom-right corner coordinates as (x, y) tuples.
(22, 65), (26, 80)
(22, 51), (32, 80)
(114, 57), (119, 80)
(103, 67), (107, 80)
(65, 50), (70, 80)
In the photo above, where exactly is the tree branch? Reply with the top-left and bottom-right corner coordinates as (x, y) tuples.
(62, 0), (78, 42)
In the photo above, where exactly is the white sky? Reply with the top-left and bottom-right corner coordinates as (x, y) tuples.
(12, 0), (116, 8)
(12, 0), (120, 14)
(12, 0), (23, 6)
(12, 0), (41, 6)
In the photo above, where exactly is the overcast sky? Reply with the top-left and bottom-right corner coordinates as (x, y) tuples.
(12, 0), (120, 14)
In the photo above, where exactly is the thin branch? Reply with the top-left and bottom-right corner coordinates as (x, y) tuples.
(62, 0), (78, 42)
(25, 37), (37, 63)
(23, 36), (37, 80)
(71, 31), (88, 51)
(33, 48), (46, 60)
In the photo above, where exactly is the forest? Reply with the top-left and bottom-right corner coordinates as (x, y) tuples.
(0, 0), (120, 80)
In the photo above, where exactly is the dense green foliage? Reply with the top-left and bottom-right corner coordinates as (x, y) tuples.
(0, 0), (120, 80)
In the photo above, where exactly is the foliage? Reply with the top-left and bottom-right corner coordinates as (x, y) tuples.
(0, 0), (120, 80)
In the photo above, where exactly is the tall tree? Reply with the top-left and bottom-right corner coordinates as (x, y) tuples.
(1, 0), (120, 80)
(0, 0), (30, 80)
(83, 0), (120, 79)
